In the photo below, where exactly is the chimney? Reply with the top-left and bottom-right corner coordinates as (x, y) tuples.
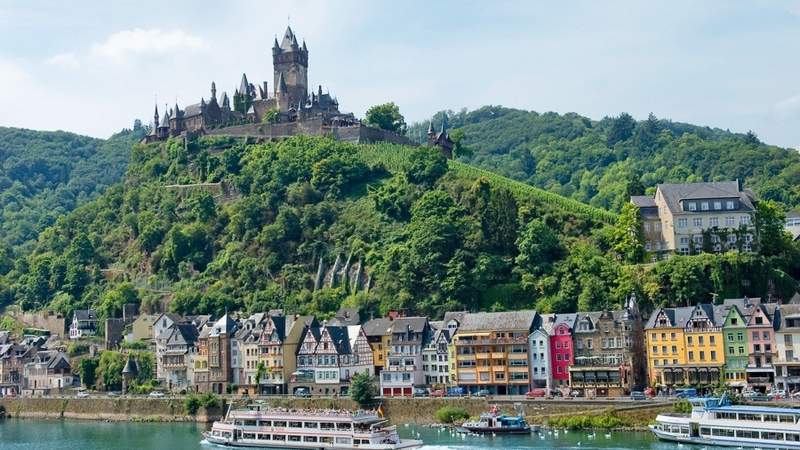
(263, 82), (268, 98)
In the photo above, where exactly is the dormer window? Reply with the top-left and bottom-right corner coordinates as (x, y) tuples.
(726, 200), (735, 210)
(687, 202), (697, 211)
(714, 201), (722, 210)
(701, 202), (709, 211)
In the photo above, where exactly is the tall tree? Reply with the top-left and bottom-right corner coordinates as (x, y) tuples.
(612, 202), (645, 263)
(606, 112), (636, 147)
(365, 102), (407, 135)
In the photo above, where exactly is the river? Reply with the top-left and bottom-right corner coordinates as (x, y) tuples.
(0, 418), (699, 449)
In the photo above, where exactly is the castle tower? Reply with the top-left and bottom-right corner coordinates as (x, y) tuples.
(272, 26), (308, 111)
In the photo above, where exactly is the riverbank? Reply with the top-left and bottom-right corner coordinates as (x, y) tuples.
(0, 396), (672, 427)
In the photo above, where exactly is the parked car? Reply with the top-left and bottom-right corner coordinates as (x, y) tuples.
(474, 389), (491, 397)
(630, 391), (647, 401)
(293, 388), (311, 398)
(107, 392), (121, 397)
(413, 388), (429, 398)
(447, 387), (466, 397)
(742, 391), (768, 402)
(768, 390), (787, 401)
(569, 390), (583, 398)
(430, 389), (446, 398)
(148, 391), (165, 398)
(526, 388), (547, 399)
(76, 391), (90, 398)
(644, 387), (656, 397)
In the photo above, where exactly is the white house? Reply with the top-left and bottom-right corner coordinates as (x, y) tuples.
(69, 310), (98, 340)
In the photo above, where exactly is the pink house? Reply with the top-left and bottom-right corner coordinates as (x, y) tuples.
(550, 314), (577, 388)
(746, 301), (777, 391)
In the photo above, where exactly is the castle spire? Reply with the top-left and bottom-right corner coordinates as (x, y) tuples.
(302, 39), (307, 52)
(211, 81), (217, 100)
(280, 25), (296, 50)
(239, 73), (250, 98)
(221, 92), (230, 109)
(154, 103), (159, 124)
(427, 120), (434, 135)
(440, 116), (448, 134)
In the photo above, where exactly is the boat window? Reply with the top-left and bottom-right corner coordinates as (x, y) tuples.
(736, 430), (759, 439)
(762, 431), (784, 441)
(716, 412), (736, 420)
(257, 434), (270, 440)
(336, 437), (352, 444)
(243, 419), (257, 426)
(303, 436), (318, 442)
(710, 428), (735, 437)
(737, 413), (759, 421)
(320, 437), (334, 444)
(242, 432), (256, 439)
(764, 414), (779, 422)
(273, 421), (287, 428)
(257, 420), (272, 427)
(289, 435), (301, 442)
(787, 433), (800, 442)
(336, 422), (353, 430)
(320, 422), (335, 430)
(289, 421), (303, 428)
(304, 422), (319, 429)
(680, 427), (688, 435)
(273, 435), (286, 441)
(700, 427), (711, 436)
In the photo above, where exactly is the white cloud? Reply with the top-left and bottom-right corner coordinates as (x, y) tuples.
(45, 52), (80, 69)
(775, 94), (800, 112)
(90, 28), (208, 63)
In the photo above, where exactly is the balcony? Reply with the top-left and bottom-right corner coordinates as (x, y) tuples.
(491, 365), (506, 372)
(476, 353), (490, 359)
(491, 352), (506, 359)
(456, 336), (528, 346)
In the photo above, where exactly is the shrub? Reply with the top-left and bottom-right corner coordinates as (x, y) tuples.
(435, 406), (470, 424)
(673, 399), (692, 414)
(349, 373), (377, 406)
(67, 343), (89, 357)
(547, 412), (627, 430)
(184, 395), (201, 415)
(200, 392), (219, 409)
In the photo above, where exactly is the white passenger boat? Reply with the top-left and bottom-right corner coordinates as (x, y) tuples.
(650, 393), (800, 449)
(202, 403), (423, 449)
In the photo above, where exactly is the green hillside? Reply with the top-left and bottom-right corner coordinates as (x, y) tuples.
(0, 125), (146, 257)
(1, 134), (797, 321)
(409, 106), (800, 212)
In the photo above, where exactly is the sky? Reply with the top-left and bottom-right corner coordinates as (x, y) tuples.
(0, 0), (799, 148)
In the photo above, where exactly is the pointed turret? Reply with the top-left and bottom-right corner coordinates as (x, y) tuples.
(159, 105), (170, 128)
(211, 81), (217, 100)
(427, 120), (434, 135)
(302, 39), (308, 52)
(258, 84), (265, 100)
(277, 72), (287, 93)
(200, 97), (206, 109)
(174, 101), (181, 118)
(221, 92), (230, 109)
(280, 26), (296, 50)
(239, 73), (250, 98)
(153, 104), (159, 126)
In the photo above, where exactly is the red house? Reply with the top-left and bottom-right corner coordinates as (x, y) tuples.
(550, 314), (577, 388)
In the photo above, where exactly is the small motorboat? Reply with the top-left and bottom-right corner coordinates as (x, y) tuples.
(460, 405), (533, 435)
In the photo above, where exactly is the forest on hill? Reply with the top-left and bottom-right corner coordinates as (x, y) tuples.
(0, 134), (797, 324)
(408, 107), (800, 212)
(0, 124), (146, 260)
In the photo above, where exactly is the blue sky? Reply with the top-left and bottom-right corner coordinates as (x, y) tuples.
(1, 0), (799, 148)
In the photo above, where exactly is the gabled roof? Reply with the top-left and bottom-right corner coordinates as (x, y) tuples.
(209, 314), (237, 337)
(457, 311), (537, 333)
(174, 323), (199, 345)
(630, 195), (656, 208)
(122, 356), (138, 376)
(324, 325), (351, 354)
(657, 181), (755, 213)
(362, 318), (393, 337)
(74, 310), (98, 322)
(390, 317), (428, 334)
(280, 26), (298, 50)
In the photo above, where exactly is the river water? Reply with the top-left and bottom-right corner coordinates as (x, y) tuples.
(0, 418), (700, 449)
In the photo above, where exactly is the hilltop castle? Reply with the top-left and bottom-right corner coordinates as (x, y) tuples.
(144, 26), (412, 146)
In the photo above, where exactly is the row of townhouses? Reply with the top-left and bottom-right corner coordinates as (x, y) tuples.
(148, 296), (649, 397)
(646, 296), (800, 393)
(0, 331), (73, 397)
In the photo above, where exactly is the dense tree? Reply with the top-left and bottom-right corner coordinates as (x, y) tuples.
(607, 112), (637, 147)
(349, 372), (377, 406)
(612, 202), (645, 263)
(515, 219), (563, 279)
(365, 102), (407, 135)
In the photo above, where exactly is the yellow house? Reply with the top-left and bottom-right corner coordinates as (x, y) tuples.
(131, 314), (157, 342)
(362, 318), (393, 374)
(645, 304), (726, 387)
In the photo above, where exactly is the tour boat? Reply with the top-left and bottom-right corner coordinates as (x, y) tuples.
(650, 393), (800, 449)
(202, 403), (423, 449)
(460, 405), (533, 434)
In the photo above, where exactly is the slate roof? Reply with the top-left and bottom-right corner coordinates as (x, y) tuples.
(122, 356), (138, 376)
(332, 307), (360, 326)
(174, 323), (199, 345)
(30, 350), (70, 370)
(362, 318), (393, 337)
(657, 181), (755, 213)
(552, 313), (577, 331)
(280, 26), (298, 50)
(325, 325), (351, 354)
(537, 313), (556, 334)
(183, 103), (203, 118)
(74, 310), (98, 322)
(390, 317), (429, 334)
(457, 311), (537, 332)
(630, 195), (657, 208)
